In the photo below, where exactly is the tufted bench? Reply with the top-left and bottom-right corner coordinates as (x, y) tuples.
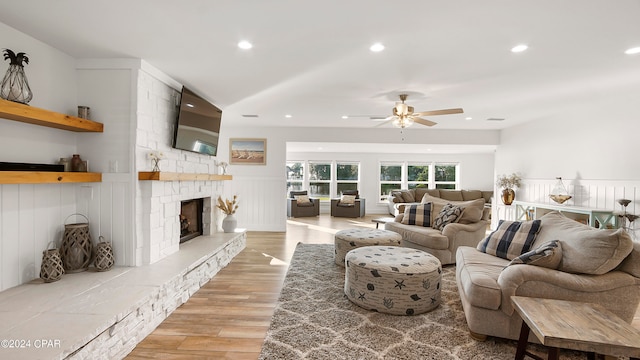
(334, 228), (402, 266)
(344, 246), (442, 315)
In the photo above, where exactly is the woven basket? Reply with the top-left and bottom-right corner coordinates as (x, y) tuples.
(60, 214), (93, 273)
(94, 236), (114, 272)
(40, 241), (64, 283)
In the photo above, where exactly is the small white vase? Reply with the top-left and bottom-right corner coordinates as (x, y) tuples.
(222, 214), (237, 233)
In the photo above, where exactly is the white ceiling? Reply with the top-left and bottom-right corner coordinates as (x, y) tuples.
(0, 0), (638, 134)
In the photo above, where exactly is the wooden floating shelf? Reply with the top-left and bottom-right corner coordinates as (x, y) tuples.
(138, 172), (232, 181)
(0, 171), (102, 184)
(0, 98), (104, 132)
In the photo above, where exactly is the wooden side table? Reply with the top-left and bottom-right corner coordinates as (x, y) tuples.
(511, 296), (640, 360)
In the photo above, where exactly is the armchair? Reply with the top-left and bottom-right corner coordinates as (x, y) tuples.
(287, 190), (320, 218)
(330, 190), (365, 218)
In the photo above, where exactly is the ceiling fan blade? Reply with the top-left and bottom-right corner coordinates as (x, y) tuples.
(413, 117), (437, 127)
(414, 108), (464, 116)
(374, 119), (394, 127)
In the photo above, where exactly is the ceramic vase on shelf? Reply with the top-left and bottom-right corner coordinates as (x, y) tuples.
(222, 214), (237, 233)
(0, 49), (33, 104)
(501, 188), (515, 205)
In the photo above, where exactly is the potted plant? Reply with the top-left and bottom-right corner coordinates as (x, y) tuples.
(496, 173), (522, 205)
(217, 195), (239, 233)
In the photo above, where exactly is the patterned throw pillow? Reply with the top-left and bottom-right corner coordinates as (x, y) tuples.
(401, 203), (432, 227)
(508, 240), (563, 269)
(477, 219), (542, 260)
(295, 195), (313, 207)
(432, 203), (462, 231)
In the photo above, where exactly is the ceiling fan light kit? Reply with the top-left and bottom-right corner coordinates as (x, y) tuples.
(382, 94), (464, 129)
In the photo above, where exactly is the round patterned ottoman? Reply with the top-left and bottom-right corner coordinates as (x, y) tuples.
(334, 228), (402, 266)
(344, 246), (442, 315)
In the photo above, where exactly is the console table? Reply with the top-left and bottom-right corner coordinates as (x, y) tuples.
(512, 201), (617, 229)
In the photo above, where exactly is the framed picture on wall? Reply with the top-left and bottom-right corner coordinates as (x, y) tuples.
(229, 138), (267, 165)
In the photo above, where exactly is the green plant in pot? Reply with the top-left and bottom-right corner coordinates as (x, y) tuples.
(1, 49), (33, 104)
(496, 173), (521, 205)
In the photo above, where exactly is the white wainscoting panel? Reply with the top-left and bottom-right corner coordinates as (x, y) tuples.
(228, 176), (286, 232)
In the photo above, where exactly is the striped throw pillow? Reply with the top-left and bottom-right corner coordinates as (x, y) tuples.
(477, 219), (542, 260)
(401, 203), (432, 227)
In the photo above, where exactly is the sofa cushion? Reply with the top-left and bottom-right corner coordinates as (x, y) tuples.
(536, 211), (634, 275)
(456, 246), (508, 310)
(433, 203), (462, 231)
(421, 194), (485, 225)
(339, 194), (356, 205)
(386, 222), (450, 250)
(415, 188), (440, 202)
(401, 203), (432, 227)
(439, 190), (464, 201)
(617, 241), (640, 278)
(477, 219), (542, 260)
(461, 190), (483, 201)
(507, 240), (562, 269)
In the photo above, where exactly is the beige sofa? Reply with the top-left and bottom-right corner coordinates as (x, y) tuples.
(385, 194), (488, 265)
(456, 211), (640, 341)
(387, 188), (493, 216)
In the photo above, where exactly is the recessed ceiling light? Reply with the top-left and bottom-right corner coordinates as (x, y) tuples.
(465, 117), (472, 120)
(285, 114), (292, 118)
(625, 46), (640, 55)
(341, 115), (349, 119)
(186, 103), (194, 108)
(370, 43), (385, 52)
(238, 40), (253, 50)
(511, 44), (528, 53)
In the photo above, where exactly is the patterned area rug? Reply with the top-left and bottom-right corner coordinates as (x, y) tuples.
(259, 243), (613, 360)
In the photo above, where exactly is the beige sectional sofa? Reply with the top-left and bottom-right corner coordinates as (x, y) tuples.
(385, 193), (489, 265)
(456, 211), (640, 341)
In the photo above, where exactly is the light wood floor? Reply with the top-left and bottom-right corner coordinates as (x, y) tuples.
(126, 215), (640, 359)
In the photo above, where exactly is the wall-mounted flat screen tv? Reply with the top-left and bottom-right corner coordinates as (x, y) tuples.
(172, 86), (222, 156)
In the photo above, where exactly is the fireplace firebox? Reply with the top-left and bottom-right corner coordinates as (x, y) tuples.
(180, 198), (204, 243)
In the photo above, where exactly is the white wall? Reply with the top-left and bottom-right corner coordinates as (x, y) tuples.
(0, 22), (82, 291)
(495, 87), (640, 219)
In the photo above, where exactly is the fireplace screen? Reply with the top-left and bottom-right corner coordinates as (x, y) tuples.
(180, 198), (203, 243)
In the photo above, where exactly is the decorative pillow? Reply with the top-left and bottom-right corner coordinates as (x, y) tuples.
(477, 219), (542, 260)
(421, 194), (484, 225)
(294, 195), (313, 207)
(401, 203), (432, 227)
(507, 240), (563, 269)
(433, 203), (462, 231)
(400, 190), (415, 203)
(339, 194), (356, 205)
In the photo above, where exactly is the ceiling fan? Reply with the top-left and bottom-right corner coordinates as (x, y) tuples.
(379, 94), (463, 128)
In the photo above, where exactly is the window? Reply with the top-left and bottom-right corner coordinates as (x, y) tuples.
(336, 162), (359, 195)
(286, 161), (304, 194)
(308, 162), (331, 200)
(379, 163), (402, 201)
(435, 163), (458, 189)
(407, 164), (429, 189)
(378, 162), (460, 202)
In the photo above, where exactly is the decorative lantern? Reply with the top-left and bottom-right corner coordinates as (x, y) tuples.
(94, 236), (115, 272)
(40, 241), (65, 283)
(60, 214), (93, 272)
(549, 177), (572, 204)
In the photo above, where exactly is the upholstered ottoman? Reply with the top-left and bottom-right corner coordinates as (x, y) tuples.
(334, 228), (402, 266)
(344, 246), (442, 315)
